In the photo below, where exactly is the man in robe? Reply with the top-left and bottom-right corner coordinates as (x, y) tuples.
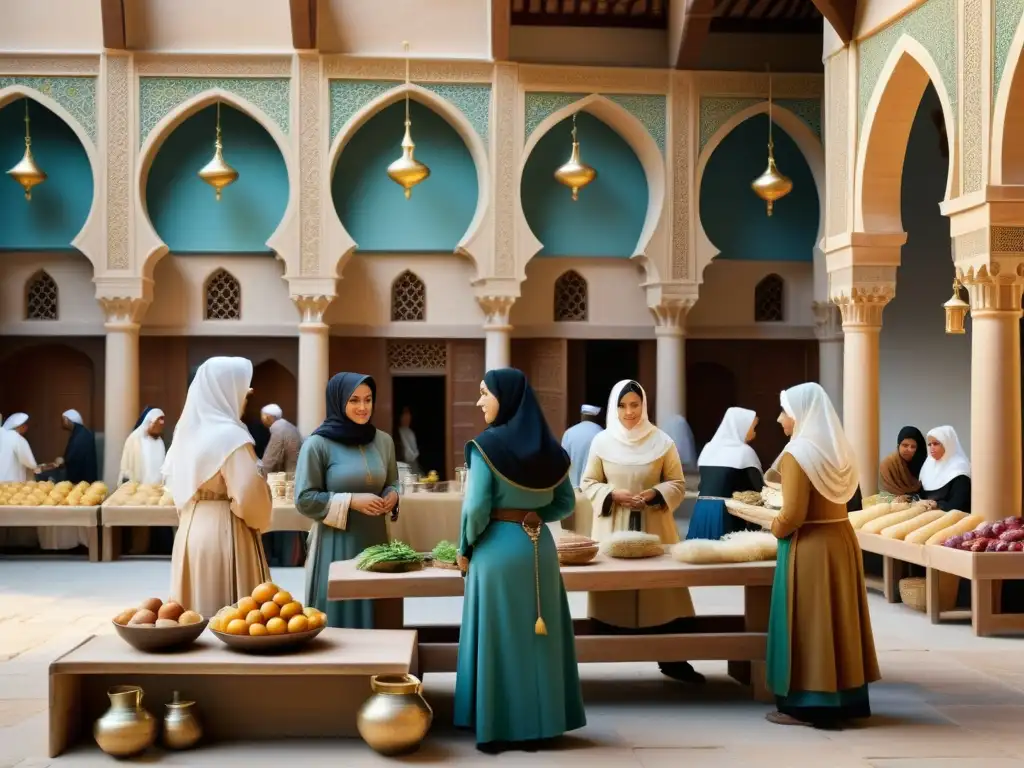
(562, 404), (604, 488)
(0, 413), (42, 549)
(396, 405), (423, 476)
(257, 403), (304, 567)
(60, 409), (99, 483)
(119, 407), (168, 555)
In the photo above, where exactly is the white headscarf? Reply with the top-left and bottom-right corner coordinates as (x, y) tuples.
(3, 413), (28, 430)
(63, 409), (83, 425)
(919, 425), (971, 492)
(773, 382), (858, 504)
(261, 404), (283, 419)
(588, 380), (675, 466)
(122, 408), (167, 486)
(162, 358), (254, 506)
(698, 407), (762, 472)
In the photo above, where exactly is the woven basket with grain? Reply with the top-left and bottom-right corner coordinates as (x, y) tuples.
(600, 531), (664, 559)
(558, 545), (599, 565)
(899, 577), (927, 612)
(732, 491), (763, 506)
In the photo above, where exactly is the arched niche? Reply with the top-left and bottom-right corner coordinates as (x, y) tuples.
(855, 35), (957, 233)
(244, 359), (298, 435)
(698, 114), (819, 264)
(993, 15), (1024, 184)
(520, 111), (647, 258)
(145, 103), (289, 255)
(0, 96), (94, 253)
(332, 100), (478, 254)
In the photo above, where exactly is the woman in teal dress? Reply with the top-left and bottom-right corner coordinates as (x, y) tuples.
(454, 368), (586, 754)
(294, 372), (399, 629)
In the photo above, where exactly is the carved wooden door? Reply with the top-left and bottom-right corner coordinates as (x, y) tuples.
(447, 340), (485, 475)
(512, 339), (568, 438)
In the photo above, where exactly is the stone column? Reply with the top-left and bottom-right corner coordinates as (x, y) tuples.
(650, 299), (693, 426)
(99, 298), (147, 487)
(293, 295), (333, 436)
(833, 288), (892, 497)
(813, 301), (845, 417)
(479, 296), (515, 371)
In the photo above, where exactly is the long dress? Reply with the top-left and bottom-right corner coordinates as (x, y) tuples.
(170, 444), (272, 618)
(766, 453), (880, 723)
(685, 464), (764, 541)
(580, 444), (694, 628)
(454, 445), (585, 745)
(295, 431), (399, 629)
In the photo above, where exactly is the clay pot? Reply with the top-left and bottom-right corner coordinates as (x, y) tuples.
(93, 685), (157, 757)
(356, 674), (433, 755)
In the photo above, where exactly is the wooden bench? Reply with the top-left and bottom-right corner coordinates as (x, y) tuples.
(0, 506), (100, 561)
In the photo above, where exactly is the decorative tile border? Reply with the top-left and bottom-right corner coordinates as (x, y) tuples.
(0, 56), (99, 75)
(134, 56), (292, 77)
(698, 96), (821, 151)
(525, 91), (668, 152)
(324, 57), (493, 83)
(0, 76), (97, 142)
(139, 76), (291, 146)
(525, 92), (585, 139)
(857, 0), (957, 129)
(995, 0), (1024, 100)
(962, 0), (983, 194)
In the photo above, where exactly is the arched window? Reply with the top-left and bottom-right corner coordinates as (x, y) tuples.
(391, 270), (426, 322)
(754, 274), (784, 323)
(25, 270), (58, 320)
(205, 269), (241, 320)
(554, 270), (588, 322)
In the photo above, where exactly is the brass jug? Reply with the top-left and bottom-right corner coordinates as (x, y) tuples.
(93, 685), (157, 757)
(356, 674), (433, 755)
(163, 691), (202, 750)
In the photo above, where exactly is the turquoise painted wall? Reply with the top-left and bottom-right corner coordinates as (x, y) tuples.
(699, 115), (818, 262)
(333, 100), (477, 253)
(146, 104), (288, 254)
(0, 98), (92, 251)
(521, 112), (646, 258)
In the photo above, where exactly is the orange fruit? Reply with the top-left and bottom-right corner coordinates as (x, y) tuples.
(260, 601), (280, 621)
(251, 582), (278, 604)
(226, 619), (248, 635)
(236, 596), (258, 615)
(306, 612), (323, 630)
(302, 606), (317, 618)
(209, 616), (224, 632)
(272, 590), (292, 607)
(245, 609), (264, 626)
(219, 608), (244, 625)
(279, 601), (303, 621)
(287, 615), (309, 634)
(248, 623), (269, 637)
(265, 617), (287, 635)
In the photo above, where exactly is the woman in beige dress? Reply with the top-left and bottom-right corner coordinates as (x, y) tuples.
(164, 357), (271, 618)
(580, 379), (701, 683)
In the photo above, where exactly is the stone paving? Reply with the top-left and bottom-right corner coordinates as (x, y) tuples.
(2, 557), (1024, 766)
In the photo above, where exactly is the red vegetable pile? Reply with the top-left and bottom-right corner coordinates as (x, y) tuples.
(943, 517), (1024, 552)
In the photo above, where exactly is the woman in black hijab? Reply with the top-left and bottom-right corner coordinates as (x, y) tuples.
(454, 368), (585, 754)
(878, 426), (927, 500)
(294, 372), (400, 628)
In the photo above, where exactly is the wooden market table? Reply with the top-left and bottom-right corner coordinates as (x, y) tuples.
(0, 505), (100, 561)
(925, 544), (1024, 636)
(854, 531), (930, 603)
(47, 628), (417, 757)
(328, 553), (775, 701)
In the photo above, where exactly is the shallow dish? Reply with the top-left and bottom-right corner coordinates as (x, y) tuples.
(113, 618), (208, 652)
(558, 545), (599, 566)
(364, 559), (424, 574)
(209, 625), (326, 653)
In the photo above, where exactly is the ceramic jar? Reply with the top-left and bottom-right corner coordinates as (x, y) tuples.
(162, 691), (202, 750)
(93, 685), (157, 757)
(356, 674), (433, 755)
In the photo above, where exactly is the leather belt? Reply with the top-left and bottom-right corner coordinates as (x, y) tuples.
(491, 508), (530, 524)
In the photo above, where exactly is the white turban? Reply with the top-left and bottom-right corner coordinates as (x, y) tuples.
(580, 404), (601, 416)
(3, 413), (28, 430)
(261, 404), (283, 419)
(63, 409), (83, 425)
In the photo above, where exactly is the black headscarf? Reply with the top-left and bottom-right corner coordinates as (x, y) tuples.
(312, 372), (378, 446)
(466, 368), (570, 491)
(64, 423), (98, 484)
(133, 406), (155, 431)
(897, 425), (927, 478)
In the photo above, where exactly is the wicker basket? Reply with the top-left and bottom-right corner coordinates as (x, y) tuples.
(558, 545), (599, 566)
(899, 576), (927, 611)
(431, 559), (460, 570)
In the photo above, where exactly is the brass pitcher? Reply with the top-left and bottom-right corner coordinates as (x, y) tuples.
(163, 691), (202, 750)
(93, 685), (157, 757)
(356, 674), (433, 755)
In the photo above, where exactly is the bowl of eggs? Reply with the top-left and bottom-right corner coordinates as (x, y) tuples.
(209, 582), (327, 653)
(112, 598), (206, 652)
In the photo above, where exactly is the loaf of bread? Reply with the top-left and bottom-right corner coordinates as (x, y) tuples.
(925, 513), (979, 545)
(904, 510), (968, 545)
(849, 502), (910, 530)
(880, 509), (947, 540)
(861, 504), (927, 534)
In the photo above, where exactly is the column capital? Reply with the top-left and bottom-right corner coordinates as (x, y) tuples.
(958, 264), (1024, 314)
(649, 298), (696, 335)
(478, 295), (516, 329)
(812, 300), (843, 341)
(98, 297), (149, 328)
(832, 285), (894, 329)
(292, 294), (334, 324)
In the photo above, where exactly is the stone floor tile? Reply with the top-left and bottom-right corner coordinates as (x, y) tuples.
(635, 746), (872, 767)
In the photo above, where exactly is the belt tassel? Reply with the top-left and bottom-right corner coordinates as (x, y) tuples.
(522, 520), (547, 636)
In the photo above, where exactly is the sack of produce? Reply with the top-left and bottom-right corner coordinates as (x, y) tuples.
(600, 531), (664, 559)
(671, 530), (777, 564)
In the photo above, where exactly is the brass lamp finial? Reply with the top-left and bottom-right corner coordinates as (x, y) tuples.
(386, 41), (431, 199)
(751, 68), (793, 216)
(198, 101), (239, 201)
(554, 112), (597, 201)
(7, 99), (47, 201)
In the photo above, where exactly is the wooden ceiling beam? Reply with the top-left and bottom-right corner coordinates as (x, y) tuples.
(100, 0), (127, 50)
(810, 0), (856, 43)
(492, 0), (511, 61)
(289, 0), (317, 50)
(671, 0), (716, 70)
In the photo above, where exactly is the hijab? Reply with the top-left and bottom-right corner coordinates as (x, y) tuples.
(697, 407), (762, 472)
(3, 413), (28, 430)
(467, 368), (570, 490)
(662, 414), (698, 469)
(63, 409), (83, 426)
(162, 357), (254, 506)
(589, 379), (675, 466)
(879, 426), (926, 496)
(773, 382), (858, 504)
(312, 373), (377, 446)
(125, 408), (167, 486)
(133, 405), (155, 431)
(919, 425), (971, 492)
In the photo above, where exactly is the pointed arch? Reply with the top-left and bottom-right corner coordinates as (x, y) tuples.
(993, 13), (1024, 184)
(518, 94), (666, 282)
(553, 269), (588, 322)
(0, 86), (101, 270)
(855, 35), (958, 233)
(327, 84), (491, 279)
(136, 89), (297, 279)
(204, 267), (241, 320)
(754, 273), (784, 323)
(391, 269), (426, 322)
(25, 269), (59, 321)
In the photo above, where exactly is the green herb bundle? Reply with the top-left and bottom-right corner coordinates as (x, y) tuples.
(356, 540), (423, 571)
(431, 540), (458, 564)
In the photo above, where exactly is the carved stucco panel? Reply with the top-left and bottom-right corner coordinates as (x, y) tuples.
(324, 58), (493, 83)
(697, 97), (821, 151)
(105, 56), (131, 270)
(524, 92), (667, 152)
(995, 0), (1024, 99)
(493, 64), (516, 278)
(827, 49), (849, 239)
(962, 0), (983, 194)
(0, 76), (97, 142)
(298, 57), (321, 276)
(671, 76), (690, 280)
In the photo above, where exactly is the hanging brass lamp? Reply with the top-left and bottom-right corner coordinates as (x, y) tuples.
(7, 99), (47, 201)
(943, 277), (969, 335)
(198, 101), (238, 201)
(751, 70), (792, 216)
(554, 112), (597, 201)
(386, 41), (430, 200)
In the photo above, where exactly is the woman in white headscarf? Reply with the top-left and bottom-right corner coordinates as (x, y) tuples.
(0, 414), (42, 549)
(685, 407), (764, 541)
(164, 357), (272, 618)
(765, 382), (879, 728)
(580, 380), (701, 684)
(917, 425), (971, 513)
(119, 408), (168, 555)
